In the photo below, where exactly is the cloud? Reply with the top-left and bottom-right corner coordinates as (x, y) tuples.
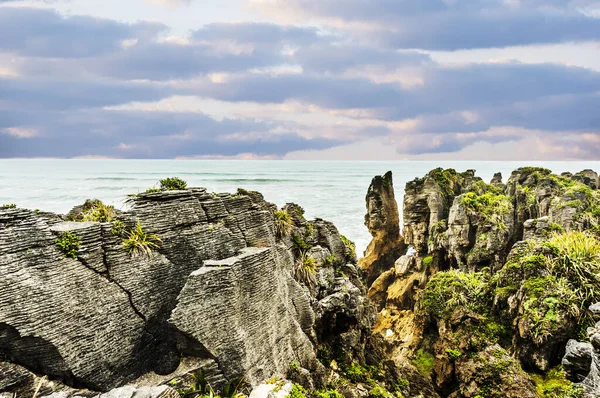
(0, 7), (166, 58)
(251, 0), (600, 50)
(1, 5), (599, 159)
(0, 76), (171, 111)
(181, 62), (600, 117)
(0, 107), (344, 158)
(192, 22), (325, 47)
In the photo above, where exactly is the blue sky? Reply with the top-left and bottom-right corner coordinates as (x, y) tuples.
(1, 0), (599, 159)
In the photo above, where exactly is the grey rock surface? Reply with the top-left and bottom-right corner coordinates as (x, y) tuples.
(0, 188), (371, 396)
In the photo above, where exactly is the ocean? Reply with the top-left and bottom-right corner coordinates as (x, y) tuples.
(1, 160), (599, 254)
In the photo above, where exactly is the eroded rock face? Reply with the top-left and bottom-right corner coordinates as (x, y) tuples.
(360, 171), (405, 287)
(563, 303), (600, 397)
(0, 188), (371, 396)
(364, 167), (599, 397)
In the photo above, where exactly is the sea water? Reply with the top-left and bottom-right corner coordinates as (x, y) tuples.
(1, 160), (598, 254)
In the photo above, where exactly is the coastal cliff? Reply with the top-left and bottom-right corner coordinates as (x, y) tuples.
(364, 167), (600, 398)
(0, 187), (383, 397)
(2, 167), (600, 398)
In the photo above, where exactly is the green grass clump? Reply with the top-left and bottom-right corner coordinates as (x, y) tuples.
(422, 256), (433, 267)
(123, 221), (162, 258)
(55, 232), (80, 259)
(340, 235), (356, 254)
(315, 390), (344, 398)
(522, 276), (579, 344)
(294, 253), (317, 287)
(111, 220), (125, 236)
(289, 384), (306, 398)
(1, 203), (16, 209)
(421, 270), (490, 320)
(66, 199), (116, 222)
(546, 231), (600, 306)
(159, 177), (188, 191)
(344, 362), (369, 383)
(291, 232), (311, 252)
(446, 349), (462, 361)
(461, 191), (512, 228)
(274, 209), (293, 239)
(145, 187), (161, 194)
(82, 201), (116, 222)
(530, 367), (584, 398)
(324, 254), (336, 266)
(368, 386), (392, 398)
(412, 349), (435, 379)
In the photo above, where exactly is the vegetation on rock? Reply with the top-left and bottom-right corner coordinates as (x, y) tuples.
(55, 231), (80, 259)
(294, 252), (317, 287)
(530, 367), (584, 398)
(66, 199), (116, 222)
(159, 177), (188, 191)
(274, 209), (294, 239)
(1, 203), (16, 209)
(123, 221), (162, 257)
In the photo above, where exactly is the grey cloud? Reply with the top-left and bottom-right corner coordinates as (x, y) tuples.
(192, 22), (325, 47)
(0, 76), (171, 111)
(0, 108), (344, 158)
(292, 44), (431, 73)
(87, 42), (286, 80)
(187, 62), (600, 116)
(0, 7), (166, 58)
(256, 0), (600, 50)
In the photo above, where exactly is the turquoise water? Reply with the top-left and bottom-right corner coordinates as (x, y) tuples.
(1, 160), (598, 254)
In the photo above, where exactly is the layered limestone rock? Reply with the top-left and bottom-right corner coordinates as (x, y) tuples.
(0, 187), (372, 397)
(359, 171), (405, 288)
(563, 302), (600, 397)
(364, 167), (599, 397)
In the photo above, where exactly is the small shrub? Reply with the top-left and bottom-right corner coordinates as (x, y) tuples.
(55, 232), (80, 259)
(423, 256), (433, 267)
(159, 177), (188, 191)
(530, 366), (584, 398)
(67, 199), (116, 222)
(340, 235), (356, 254)
(421, 270), (490, 319)
(345, 362), (368, 383)
(123, 221), (162, 258)
(461, 191), (512, 228)
(274, 209), (293, 239)
(315, 390), (344, 398)
(446, 349), (462, 361)
(222, 377), (247, 398)
(289, 383), (306, 398)
(547, 231), (600, 305)
(294, 252), (317, 287)
(291, 232), (311, 253)
(368, 386), (392, 398)
(324, 254), (336, 266)
(412, 349), (435, 379)
(1, 203), (16, 209)
(82, 202), (116, 222)
(237, 188), (250, 196)
(145, 187), (161, 194)
(111, 220), (125, 236)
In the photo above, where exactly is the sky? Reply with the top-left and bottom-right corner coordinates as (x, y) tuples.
(1, 0), (600, 160)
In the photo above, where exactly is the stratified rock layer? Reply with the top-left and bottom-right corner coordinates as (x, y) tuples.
(365, 167), (600, 397)
(0, 188), (371, 396)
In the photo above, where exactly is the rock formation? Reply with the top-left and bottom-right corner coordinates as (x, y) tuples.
(563, 302), (600, 397)
(3, 166), (600, 398)
(359, 172), (405, 288)
(0, 188), (378, 397)
(363, 167), (599, 397)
